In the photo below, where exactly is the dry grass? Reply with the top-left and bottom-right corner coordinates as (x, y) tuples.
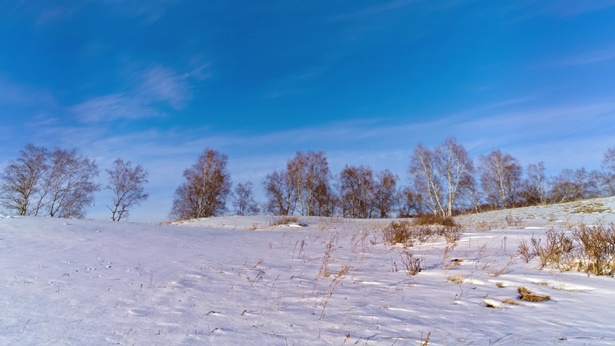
(518, 287), (550, 302)
(495, 282), (506, 288)
(447, 275), (464, 284)
(382, 218), (463, 247)
(517, 239), (535, 263)
(502, 298), (521, 305)
(382, 221), (415, 246)
(531, 223), (615, 276)
(569, 201), (611, 214)
(421, 331), (431, 346)
(505, 214), (524, 227)
(532, 230), (574, 270)
(400, 250), (421, 276)
(270, 216), (299, 226)
(573, 223), (615, 276)
(414, 213), (457, 227)
(475, 220), (491, 231)
(487, 259), (515, 277)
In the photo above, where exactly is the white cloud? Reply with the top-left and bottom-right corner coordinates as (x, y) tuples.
(72, 63), (209, 122)
(102, 0), (180, 23)
(0, 78), (57, 108)
(330, 0), (419, 21)
(71, 93), (164, 122)
(560, 48), (615, 66)
(137, 66), (191, 109)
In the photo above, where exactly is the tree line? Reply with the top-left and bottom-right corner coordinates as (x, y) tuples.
(170, 139), (615, 221)
(0, 144), (148, 221)
(2, 140), (615, 221)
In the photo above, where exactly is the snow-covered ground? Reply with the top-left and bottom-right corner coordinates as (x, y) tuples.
(2, 198), (615, 345)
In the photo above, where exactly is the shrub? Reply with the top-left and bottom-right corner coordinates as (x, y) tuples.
(414, 213), (456, 227)
(573, 223), (615, 276)
(382, 219), (463, 246)
(382, 221), (414, 245)
(530, 223), (615, 276)
(400, 250), (421, 275)
(531, 230), (574, 270)
(517, 239), (535, 263)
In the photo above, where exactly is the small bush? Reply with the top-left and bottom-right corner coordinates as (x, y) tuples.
(382, 221), (414, 245)
(414, 213), (456, 227)
(441, 224), (463, 243)
(530, 223), (615, 276)
(400, 250), (421, 275)
(517, 239), (535, 263)
(573, 223), (615, 276)
(382, 218), (462, 246)
(532, 230), (574, 270)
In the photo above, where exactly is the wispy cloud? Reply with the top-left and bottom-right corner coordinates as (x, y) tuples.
(539, 0), (615, 17)
(504, 0), (615, 22)
(560, 48), (615, 66)
(71, 94), (164, 122)
(72, 63), (210, 122)
(0, 78), (57, 108)
(102, 0), (180, 23)
(136, 66), (192, 109)
(330, 0), (419, 21)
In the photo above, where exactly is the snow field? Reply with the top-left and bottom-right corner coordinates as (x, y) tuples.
(1, 197), (615, 345)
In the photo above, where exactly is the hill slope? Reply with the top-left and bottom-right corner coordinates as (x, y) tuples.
(1, 198), (615, 345)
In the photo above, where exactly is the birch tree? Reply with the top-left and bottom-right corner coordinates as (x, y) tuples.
(170, 149), (231, 220)
(478, 150), (522, 209)
(0, 144), (48, 215)
(409, 137), (473, 216)
(106, 158), (149, 221)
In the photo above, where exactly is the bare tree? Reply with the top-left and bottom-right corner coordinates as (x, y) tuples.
(549, 167), (601, 203)
(602, 147), (615, 196)
(521, 162), (547, 206)
(39, 148), (100, 218)
(434, 137), (474, 216)
(0, 145), (99, 218)
(263, 169), (297, 216)
(550, 168), (585, 203)
(409, 137), (474, 216)
(373, 170), (397, 218)
(478, 150), (522, 209)
(409, 144), (443, 216)
(263, 151), (335, 216)
(232, 181), (260, 216)
(0, 144), (48, 216)
(396, 186), (423, 217)
(170, 149), (231, 220)
(106, 158), (149, 221)
(287, 151), (334, 216)
(339, 165), (375, 218)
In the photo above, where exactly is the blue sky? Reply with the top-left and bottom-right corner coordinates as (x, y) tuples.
(1, 0), (615, 221)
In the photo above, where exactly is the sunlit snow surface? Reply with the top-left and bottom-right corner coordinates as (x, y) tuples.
(2, 198), (615, 345)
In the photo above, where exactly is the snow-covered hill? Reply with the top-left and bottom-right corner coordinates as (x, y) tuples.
(2, 198), (615, 345)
